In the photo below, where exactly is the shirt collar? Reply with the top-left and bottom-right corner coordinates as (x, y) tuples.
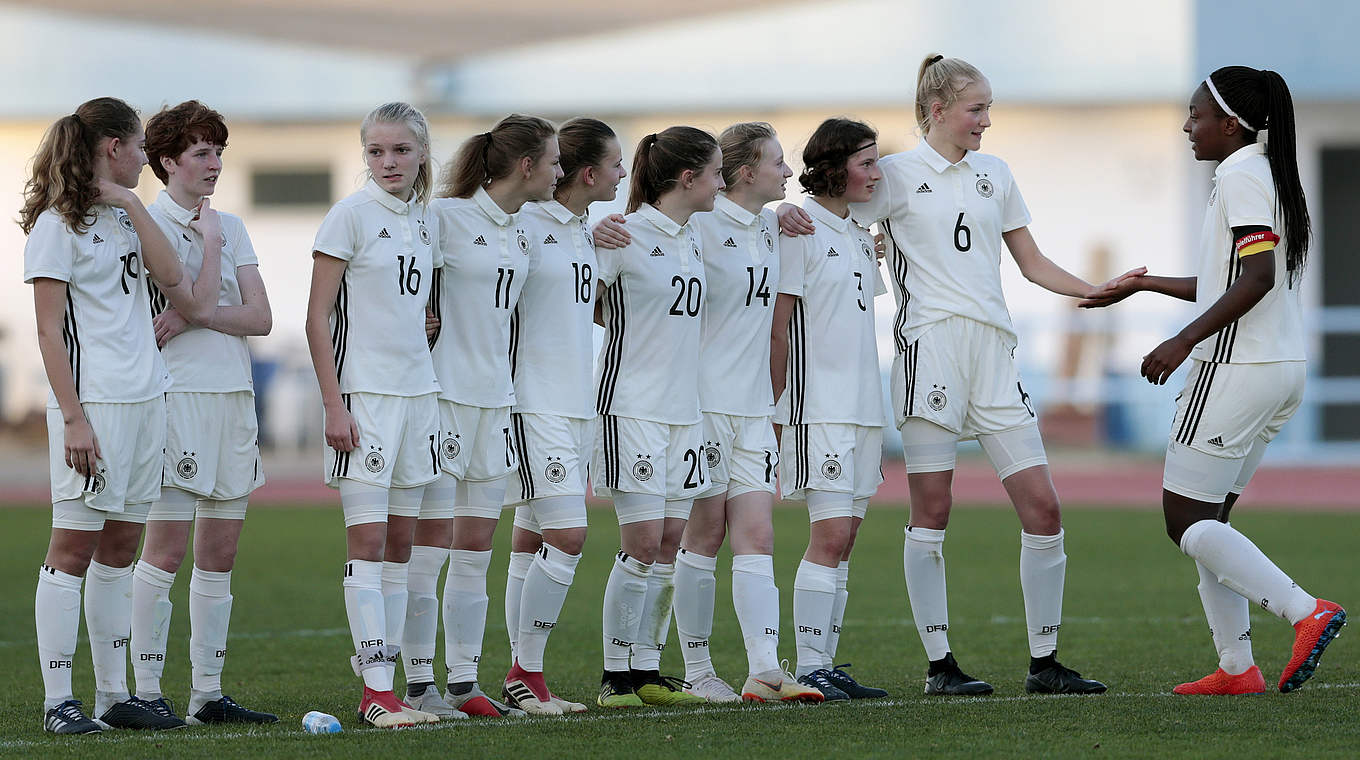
(636, 203), (685, 237)
(473, 185), (515, 227)
(152, 190), (198, 228)
(714, 194), (758, 227)
(918, 139), (972, 174)
(540, 199), (583, 225)
(802, 197), (850, 232)
(363, 178), (412, 215)
(1214, 142), (1266, 180)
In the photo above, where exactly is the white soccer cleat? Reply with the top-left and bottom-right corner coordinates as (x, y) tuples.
(742, 667), (826, 703)
(684, 672), (742, 703)
(406, 683), (466, 720)
(549, 693), (588, 713)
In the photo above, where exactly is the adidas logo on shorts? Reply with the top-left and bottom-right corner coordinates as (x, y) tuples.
(378, 227), (391, 239)
(916, 183), (932, 193)
(543, 234), (558, 244)
(1207, 435), (1225, 447)
(473, 235), (488, 246)
(723, 237), (738, 248)
(650, 246), (665, 257)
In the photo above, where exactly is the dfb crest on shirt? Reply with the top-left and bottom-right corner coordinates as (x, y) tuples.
(820, 456), (842, 481)
(762, 225), (775, 253)
(364, 447), (385, 473)
(975, 174), (994, 198)
(632, 455), (654, 482)
(692, 242), (702, 260)
(116, 212), (135, 231)
(860, 239), (874, 261)
(516, 230), (530, 255)
(704, 442), (721, 469)
(176, 452), (198, 480)
(544, 457), (567, 483)
(927, 386), (948, 411)
(442, 435), (461, 461)
(418, 223), (431, 246)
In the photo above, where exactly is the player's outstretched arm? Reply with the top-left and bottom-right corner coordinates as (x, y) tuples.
(305, 252), (359, 452)
(1003, 226), (1105, 298)
(1140, 248), (1273, 385)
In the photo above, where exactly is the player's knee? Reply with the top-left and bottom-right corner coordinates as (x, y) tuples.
(547, 527), (586, 556)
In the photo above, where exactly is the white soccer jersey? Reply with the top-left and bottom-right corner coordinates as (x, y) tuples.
(1190, 143), (1304, 364)
(148, 191), (256, 393)
(510, 200), (597, 419)
(594, 203), (706, 425)
(431, 187), (530, 408)
(853, 141), (1031, 350)
(774, 198), (886, 427)
(692, 194), (781, 417)
(312, 179), (441, 397)
(24, 206), (171, 404)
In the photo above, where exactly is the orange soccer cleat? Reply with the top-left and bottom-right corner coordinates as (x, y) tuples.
(1172, 666), (1266, 695)
(1279, 599), (1346, 693)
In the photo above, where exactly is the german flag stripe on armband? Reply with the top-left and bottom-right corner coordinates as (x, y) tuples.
(1234, 230), (1279, 258)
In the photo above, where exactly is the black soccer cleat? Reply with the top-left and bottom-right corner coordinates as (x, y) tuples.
(796, 669), (850, 701)
(99, 696), (188, 730)
(43, 700), (102, 735)
(1025, 661), (1108, 695)
(924, 652), (994, 696)
(188, 695), (280, 724)
(826, 663), (888, 699)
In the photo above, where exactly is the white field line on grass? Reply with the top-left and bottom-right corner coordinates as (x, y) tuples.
(3, 682), (1358, 750)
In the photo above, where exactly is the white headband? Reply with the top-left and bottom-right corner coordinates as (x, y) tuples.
(1205, 76), (1257, 132)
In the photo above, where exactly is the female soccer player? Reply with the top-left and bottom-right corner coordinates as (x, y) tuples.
(402, 115), (561, 718)
(1081, 67), (1345, 695)
(767, 118), (889, 702)
(23, 97), (199, 734)
(592, 126), (721, 708)
(127, 100), (277, 726)
(678, 123), (821, 703)
(780, 57), (1127, 696)
(499, 118), (625, 714)
(305, 102), (443, 729)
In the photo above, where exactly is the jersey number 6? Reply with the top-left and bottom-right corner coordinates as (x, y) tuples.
(953, 212), (971, 252)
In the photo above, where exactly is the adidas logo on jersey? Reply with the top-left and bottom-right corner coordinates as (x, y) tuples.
(650, 246), (665, 257)
(543, 234), (558, 245)
(378, 228), (391, 239)
(723, 237), (738, 248)
(91, 233), (104, 244)
(1207, 435), (1225, 447)
(826, 246), (839, 257)
(473, 235), (488, 246)
(916, 183), (932, 193)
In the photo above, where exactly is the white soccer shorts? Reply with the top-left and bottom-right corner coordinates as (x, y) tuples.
(778, 422), (883, 501)
(324, 392), (441, 489)
(47, 398), (164, 523)
(438, 400), (516, 482)
(162, 391), (264, 502)
(892, 315), (1037, 437)
(698, 412), (778, 499)
(592, 414), (706, 501)
(506, 413), (593, 506)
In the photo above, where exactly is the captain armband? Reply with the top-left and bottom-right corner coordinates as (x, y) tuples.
(1234, 230), (1279, 258)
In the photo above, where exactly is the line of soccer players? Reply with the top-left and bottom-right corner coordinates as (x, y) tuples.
(23, 57), (1344, 735)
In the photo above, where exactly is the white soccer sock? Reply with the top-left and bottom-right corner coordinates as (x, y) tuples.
(1196, 557), (1254, 675)
(36, 564), (83, 710)
(602, 552), (651, 672)
(903, 526), (951, 661)
(443, 549), (491, 684)
(404, 545), (448, 686)
(504, 551), (533, 664)
(381, 561), (408, 685)
(188, 566), (232, 701)
(825, 560), (850, 668)
(343, 559), (390, 691)
(1180, 519), (1316, 625)
(1020, 530), (1066, 658)
(631, 561), (675, 672)
(792, 559), (836, 677)
(85, 560), (133, 704)
(130, 560), (176, 700)
(731, 553), (780, 675)
(674, 549), (717, 681)
(517, 543), (579, 672)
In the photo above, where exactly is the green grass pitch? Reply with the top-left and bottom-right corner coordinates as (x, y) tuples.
(0, 503), (1355, 759)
